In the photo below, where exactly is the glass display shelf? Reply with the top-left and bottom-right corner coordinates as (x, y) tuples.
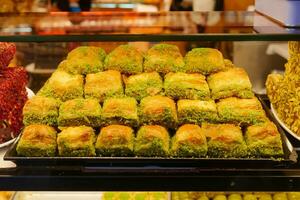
(0, 11), (299, 42)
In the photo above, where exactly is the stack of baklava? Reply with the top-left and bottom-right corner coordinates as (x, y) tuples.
(17, 44), (284, 158)
(266, 41), (300, 136)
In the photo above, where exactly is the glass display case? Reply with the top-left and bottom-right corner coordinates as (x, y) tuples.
(0, 11), (300, 196)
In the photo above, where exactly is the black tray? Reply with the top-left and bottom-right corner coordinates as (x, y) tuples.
(4, 97), (298, 169)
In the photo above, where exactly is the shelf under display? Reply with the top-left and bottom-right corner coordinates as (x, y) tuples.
(0, 11), (299, 42)
(1, 165), (300, 191)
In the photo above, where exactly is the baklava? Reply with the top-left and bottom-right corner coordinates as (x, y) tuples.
(207, 68), (253, 100)
(59, 46), (106, 74)
(102, 97), (139, 127)
(124, 72), (163, 101)
(184, 48), (225, 75)
(104, 45), (143, 74)
(164, 72), (210, 100)
(255, 193), (272, 200)
(273, 193), (288, 200)
(23, 96), (60, 126)
(57, 126), (96, 157)
(217, 97), (268, 125)
(95, 125), (134, 157)
(228, 194), (242, 200)
(171, 124), (207, 157)
(135, 125), (170, 157)
(38, 70), (84, 102)
(177, 100), (218, 125)
(245, 122), (284, 157)
(16, 124), (57, 157)
(287, 192), (300, 200)
(203, 123), (248, 158)
(58, 98), (102, 127)
(84, 70), (123, 102)
(139, 95), (178, 128)
(213, 195), (227, 200)
(243, 194), (257, 200)
(144, 43), (185, 74)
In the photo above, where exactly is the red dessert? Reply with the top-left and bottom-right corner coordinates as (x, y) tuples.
(0, 42), (16, 69)
(0, 42), (28, 143)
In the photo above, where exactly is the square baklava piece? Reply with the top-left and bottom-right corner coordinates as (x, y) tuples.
(104, 45), (143, 74)
(102, 97), (139, 127)
(144, 44), (185, 74)
(84, 70), (123, 102)
(58, 98), (102, 127)
(57, 126), (96, 157)
(58, 46), (106, 75)
(139, 95), (178, 129)
(23, 96), (60, 126)
(124, 72), (163, 101)
(177, 100), (219, 125)
(202, 123), (248, 158)
(217, 97), (268, 125)
(245, 122), (284, 157)
(171, 124), (207, 157)
(184, 48), (225, 75)
(16, 124), (57, 157)
(207, 68), (254, 100)
(164, 72), (210, 100)
(135, 125), (170, 157)
(95, 125), (134, 157)
(38, 70), (84, 102)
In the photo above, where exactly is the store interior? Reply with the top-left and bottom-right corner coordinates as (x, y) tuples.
(1, 0), (300, 200)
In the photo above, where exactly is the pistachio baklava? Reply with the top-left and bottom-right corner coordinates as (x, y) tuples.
(177, 99), (219, 125)
(102, 97), (139, 127)
(144, 43), (185, 74)
(171, 124), (207, 157)
(139, 95), (178, 128)
(58, 98), (102, 127)
(59, 46), (106, 75)
(84, 70), (123, 102)
(57, 126), (96, 157)
(17, 124), (57, 157)
(203, 123), (248, 158)
(95, 125), (134, 157)
(135, 125), (170, 157)
(184, 48), (225, 75)
(104, 45), (143, 74)
(207, 68), (253, 100)
(23, 96), (60, 126)
(164, 72), (210, 100)
(124, 72), (163, 101)
(245, 122), (284, 157)
(217, 97), (268, 125)
(38, 70), (84, 102)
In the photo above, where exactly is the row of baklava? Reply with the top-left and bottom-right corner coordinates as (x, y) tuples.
(172, 192), (300, 200)
(36, 65), (253, 103)
(56, 44), (229, 77)
(23, 95), (268, 129)
(16, 122), (283, 158)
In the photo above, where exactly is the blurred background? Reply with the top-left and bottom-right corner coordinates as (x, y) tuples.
(0, 0), (255, 12)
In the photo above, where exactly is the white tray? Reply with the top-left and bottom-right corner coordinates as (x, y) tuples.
(12, 192), (102, 200)
(271, 104), (300, 141)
